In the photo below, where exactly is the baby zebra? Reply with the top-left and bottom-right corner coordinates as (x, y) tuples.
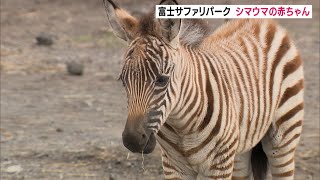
(103, 0), (304, 179)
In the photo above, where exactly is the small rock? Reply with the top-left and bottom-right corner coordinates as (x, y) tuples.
(5, 165), (23, 173)
(36, 34), (53, 46)
(66, 61), (84, 76)
(56, 128), (63, 132)
(115, 160), (121, 165)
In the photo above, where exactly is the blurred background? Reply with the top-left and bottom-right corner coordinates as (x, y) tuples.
(1, 0), (319, 179)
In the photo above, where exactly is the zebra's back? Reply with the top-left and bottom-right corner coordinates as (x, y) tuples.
(201, 19), (304, 153)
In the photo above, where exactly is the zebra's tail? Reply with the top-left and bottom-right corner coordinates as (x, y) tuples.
(251, 142), (268, 180)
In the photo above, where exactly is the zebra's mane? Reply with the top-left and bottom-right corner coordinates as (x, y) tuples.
(179, 19), (211, 47)
(136, 13), (211, 47)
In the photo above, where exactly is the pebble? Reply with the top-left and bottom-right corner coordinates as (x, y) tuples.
(66, 61), (84, 76)
(36, 34), (53, 46)
(115, 160), (121, 165)
(5, 165), (23, 173)
(56, 128), (63, 132)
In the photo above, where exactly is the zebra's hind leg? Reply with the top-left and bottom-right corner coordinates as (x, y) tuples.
(261, 53), (304, 179)
(232, 151), (252, 180)
(261, 112), (303, 180)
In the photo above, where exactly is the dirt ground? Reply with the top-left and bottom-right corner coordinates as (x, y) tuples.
(1, 0), (319, 179)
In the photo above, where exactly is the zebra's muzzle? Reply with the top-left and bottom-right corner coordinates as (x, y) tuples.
(122, 126), (156, 154)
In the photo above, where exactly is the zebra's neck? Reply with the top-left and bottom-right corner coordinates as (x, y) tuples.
(167, 44), (221, 137)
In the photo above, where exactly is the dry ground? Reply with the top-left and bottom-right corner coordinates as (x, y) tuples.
(1, 0), (319, 179)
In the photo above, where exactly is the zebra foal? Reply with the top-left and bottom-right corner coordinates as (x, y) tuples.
(103, 0), (304, 179)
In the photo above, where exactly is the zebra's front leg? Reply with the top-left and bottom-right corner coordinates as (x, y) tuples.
(197, 152), (237, 179)
(161, 152), (197, 180)
(197, 160), (235, 179)
(232, 151), (252, 180)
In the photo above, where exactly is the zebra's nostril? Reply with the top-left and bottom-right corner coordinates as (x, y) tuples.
(142, 134), (147, 139)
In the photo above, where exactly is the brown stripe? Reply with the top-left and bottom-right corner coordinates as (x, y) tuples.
(283, 120), (303, 138)
(184, 100), (221, 157)
(163, 161), (177, 171)
(222, 47), (251, 149)
(211, 152), (236, 170)
(191, 51), (205, 131)
(179, 67), (188, 102)
(256, 23), (277, 139)
(279, 79), (304, 107)
(273, 158), (294, 168)
(216, 55), (233, 134)
(215, 149), (236, 165)
(221, 50), (246, 124)
(220, 55), (244, 125)
(210, 150), (236, 173)
(209, 172), (232, 179)
(272, 170), (294, 177)
(240, 37), (257, 79)
(273, 147), (295, 158)
(239, 38), (249, 60)
(197, 52), (212, 131)
(184, 53), (222, 157)
(253, 22), (260, 38)
(164, 171), (174, 175)
(179, 91), (199, 131)
(268, 33), (291, 119)
(169, 79), (177, 97)
(248, 35), (261, 145)
(213, 137), (238, 160)
(182, 80), (193, 101)
(232, 168), (242, 172)
(206, 53), (231, 136)
(233, 49), (254, 149)
(232, 176), (249, 180)
(210, 162), (233, 171)
(251, 37), (259, 80)
(181, 48), (204, 131)
(157, 131), (182, 154)
(283, 54), (302, 80)
(275, 133), (301, 150)
(265, 23), (277, 53)
(269, 34), (290, 105)
(206, 122), (237, 159)
(164, 123), (176, 133)
(276, 103), (304, 128)
(206, 53), (234, 147)
(251, 78), (261, 145)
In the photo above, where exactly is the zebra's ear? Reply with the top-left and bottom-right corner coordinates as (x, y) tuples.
(103, 0), (139, 42)
(158, 0), (181, 43)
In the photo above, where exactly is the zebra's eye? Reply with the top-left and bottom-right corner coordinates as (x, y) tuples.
(155, 75), (169, 87)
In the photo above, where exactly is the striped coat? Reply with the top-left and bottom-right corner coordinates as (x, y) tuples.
(103, 0), (303, 179)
